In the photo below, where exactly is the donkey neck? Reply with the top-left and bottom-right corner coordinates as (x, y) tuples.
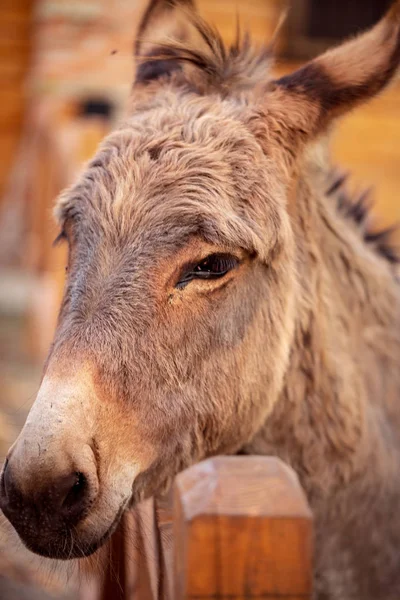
(248, 151), (400, 495)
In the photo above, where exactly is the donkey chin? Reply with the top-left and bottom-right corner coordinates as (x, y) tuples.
(0, 482), (131, 560)
(0, 372), (144, 559)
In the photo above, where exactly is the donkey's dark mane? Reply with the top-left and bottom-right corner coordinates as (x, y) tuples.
(136, 11), (399, 266)
(326, 172), (400, 264)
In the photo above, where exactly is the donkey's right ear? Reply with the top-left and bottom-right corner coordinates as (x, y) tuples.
(266, 0), (400, 152)
(134, 0), (197, 85)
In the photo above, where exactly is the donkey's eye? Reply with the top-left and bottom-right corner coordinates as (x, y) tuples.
(177, 253), (239, 289)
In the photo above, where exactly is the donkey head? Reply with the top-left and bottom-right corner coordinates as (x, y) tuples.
(1, 0), (400, 559)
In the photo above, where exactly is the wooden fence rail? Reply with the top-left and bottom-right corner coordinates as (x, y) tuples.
(86, 456), (313, 600)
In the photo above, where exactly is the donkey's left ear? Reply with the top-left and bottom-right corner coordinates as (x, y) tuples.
(267, 1), (400, 146)
(134, 0), (198, 85)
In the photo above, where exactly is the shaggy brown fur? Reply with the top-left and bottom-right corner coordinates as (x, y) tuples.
(1, 1), (400, 598)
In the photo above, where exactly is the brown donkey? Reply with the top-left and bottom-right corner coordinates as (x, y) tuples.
(2, 1), (400, 597)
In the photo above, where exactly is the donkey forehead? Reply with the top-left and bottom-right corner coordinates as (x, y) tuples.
(56, 106), (280, 254)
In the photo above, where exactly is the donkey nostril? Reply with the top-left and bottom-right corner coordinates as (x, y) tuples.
(61, 472), (88, 520)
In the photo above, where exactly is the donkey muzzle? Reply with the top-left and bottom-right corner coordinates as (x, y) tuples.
(0, 369), (143, 558)
(0, 437), (99, 558)
(0, 372), (103, 558)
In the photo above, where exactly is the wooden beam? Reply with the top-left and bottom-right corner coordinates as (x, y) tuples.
(100, 517), (128, 600)
(173, 456), (313, 600)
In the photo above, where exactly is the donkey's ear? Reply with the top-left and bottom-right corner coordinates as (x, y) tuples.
(134, 0), (198, 85)
(267, 1), (400, 147)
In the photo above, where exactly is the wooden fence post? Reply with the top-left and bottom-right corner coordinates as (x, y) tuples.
(173, 456), (313, 600)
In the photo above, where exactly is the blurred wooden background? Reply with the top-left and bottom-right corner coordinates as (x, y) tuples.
(0, 0), (33, 201)
(1, 0), (399, 222)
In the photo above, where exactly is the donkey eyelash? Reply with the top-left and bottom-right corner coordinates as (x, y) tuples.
(52, 229), (67, 247)
(176, 253), (240, 289)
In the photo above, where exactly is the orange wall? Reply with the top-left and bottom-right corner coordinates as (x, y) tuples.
(0, 0), (32, 201)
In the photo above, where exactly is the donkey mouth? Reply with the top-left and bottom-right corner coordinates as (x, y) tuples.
(1, 498), (127, 560)
(70, 502), (128, 559)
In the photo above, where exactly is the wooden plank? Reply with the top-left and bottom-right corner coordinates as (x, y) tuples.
(100, 518), (127, 600)
(0, 38), (31, 54)
(155, 491), (174, 600)
(0, 0), (32, 12)
(123, 509), (154, 600)
(106, 494), (174, 600)
(0, 0), (32, 202)
(174, 456), (313, 600)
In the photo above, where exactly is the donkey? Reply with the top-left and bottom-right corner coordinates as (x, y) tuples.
(1, 0), (400, 597)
